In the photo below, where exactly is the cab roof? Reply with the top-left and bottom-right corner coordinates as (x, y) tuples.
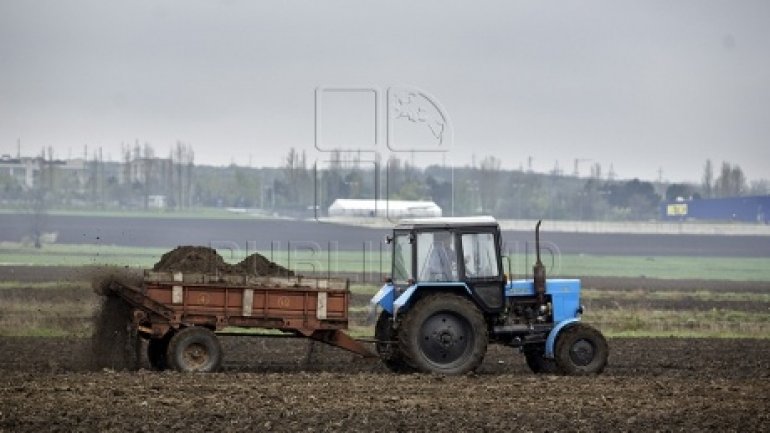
(396, 216), (498, 229)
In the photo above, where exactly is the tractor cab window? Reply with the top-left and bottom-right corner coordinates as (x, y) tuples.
(416, 230), (458, 282)
(461, 233), (499, 279)
(392, 234), (413, 285)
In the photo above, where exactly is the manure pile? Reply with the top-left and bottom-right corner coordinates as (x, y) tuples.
(153, 246), (294, 276)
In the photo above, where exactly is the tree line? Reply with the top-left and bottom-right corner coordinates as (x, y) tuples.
(1, 145), (767, 221)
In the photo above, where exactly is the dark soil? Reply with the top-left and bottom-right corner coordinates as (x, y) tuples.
(152, 246), (293, 276)
(0, 337), (768, 432)
(2, 265), (769, 431)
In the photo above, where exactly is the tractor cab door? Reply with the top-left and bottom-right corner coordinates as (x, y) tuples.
(391, 230), (415, 291)
(458, 230), (505, 312)
(414, 229), (458, 283)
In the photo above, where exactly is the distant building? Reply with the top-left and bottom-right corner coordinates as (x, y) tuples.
(0, 155), (39, 188)
(0, 155), (89, 190)
(660, 195), (770, 224)
(148, 195), (168, 209)
(328, 199), (442, 218)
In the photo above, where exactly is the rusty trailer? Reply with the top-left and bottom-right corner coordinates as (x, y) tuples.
(108, 270), (375, 372)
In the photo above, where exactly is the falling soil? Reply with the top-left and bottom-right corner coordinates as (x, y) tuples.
(90, 295), (139, 371)
(90, 266), (143, 296)
(152, 245), (293, 276)
(88, 267), (144, 370)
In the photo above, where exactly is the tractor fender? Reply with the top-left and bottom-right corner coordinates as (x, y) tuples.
(370, 283), (397, 315)
(545, 318), (581, 359)
(393, 282), (472, 319)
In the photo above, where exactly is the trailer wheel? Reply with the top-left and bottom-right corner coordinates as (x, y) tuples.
(374, 311), (415, 373)
(554, 323), (608, 375)
(147, 333), (172, 371)
(523, 345), (561, 374)
(399, 294), (488, 375)
(166, 327), (222, 373)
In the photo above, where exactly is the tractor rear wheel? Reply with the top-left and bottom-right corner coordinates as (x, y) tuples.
(166, 327), (223, 372)
(554, 323), (608, 375)
(399, 294), (488, 375)
(375, 311), (415, 373)
(523, 345), (561, 374)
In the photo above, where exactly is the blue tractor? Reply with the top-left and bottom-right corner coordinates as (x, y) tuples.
(370, 217), (608, 375)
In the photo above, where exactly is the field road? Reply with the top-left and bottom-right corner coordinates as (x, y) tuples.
(1, 213), (769, 257)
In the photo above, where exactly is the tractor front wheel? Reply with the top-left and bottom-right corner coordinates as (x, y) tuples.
(166, 327), (223, 372)
(553, 323), (608, 375)
(399, 294), (488, 375)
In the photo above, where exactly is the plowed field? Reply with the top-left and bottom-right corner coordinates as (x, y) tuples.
(1, 336), (768, 432)
(2, 264), (769, 432)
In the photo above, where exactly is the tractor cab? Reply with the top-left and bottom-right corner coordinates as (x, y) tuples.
(386, 216), (506, 313)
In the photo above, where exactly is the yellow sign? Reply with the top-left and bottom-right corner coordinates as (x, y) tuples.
(666, 203), (688, 216)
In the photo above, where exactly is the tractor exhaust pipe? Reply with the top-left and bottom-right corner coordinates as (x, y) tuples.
(533, 220), (546, 306)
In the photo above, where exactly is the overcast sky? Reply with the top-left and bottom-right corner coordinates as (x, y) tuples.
(1, 0), (768, 183)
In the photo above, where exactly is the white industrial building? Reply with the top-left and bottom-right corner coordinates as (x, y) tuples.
(328, 199), (442, 218)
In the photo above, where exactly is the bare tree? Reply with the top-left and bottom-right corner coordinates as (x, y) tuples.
(29, 149), (50, 248)
(142, 143), (155, 209)
(749, 179), (769, 195)
(479, 155), (502, 214)
(715, 161), (746, 197)
(171, 141), (195, 209)
(702, 159), (714, 198)
(282, 147), (310, 205)
(729, 165), (746, 196)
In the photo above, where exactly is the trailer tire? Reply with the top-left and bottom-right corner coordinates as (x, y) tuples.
(147, 333), (172, 371)
(399, 293), (488, 375)
(166, 327), (222, 373)
(554, 323), (608, 375)
(523, 345), (561, 374)
(375, 311), (415, 373)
